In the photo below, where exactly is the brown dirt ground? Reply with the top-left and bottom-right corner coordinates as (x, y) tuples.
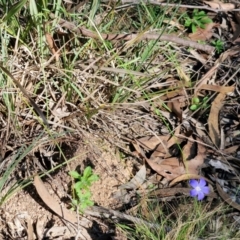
(0, 133), (132, 239)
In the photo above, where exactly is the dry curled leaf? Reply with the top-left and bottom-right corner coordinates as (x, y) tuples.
(223, 145), (239, 155)
(119, 165), (146, 190)
(169, 173), (213, 187)
(185, 139), (207, 175)
(34, 175), (78, 223)
(134, 135), (170, 158)
(45, 33), (60, 61)
(203, 0), (235, 11)
(181, 137), (196, 161)
(44, 226), (72, 238)
(167, 98), (184, 122)
(145, 156), (185, 181)
(133, 133), (207, 181)
(189, 22), (219, 41)
(34, 175), (92, 240)
(135, 135), (169, 151)
(207, 159), (236, 174)
(208, 93), (225, 147)
(216, 183), (240, 211)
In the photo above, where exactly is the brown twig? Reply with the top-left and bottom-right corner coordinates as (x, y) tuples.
(50, 13), (214, 53)
(115, 0), (240, 12)
(85, 205), (161, 229)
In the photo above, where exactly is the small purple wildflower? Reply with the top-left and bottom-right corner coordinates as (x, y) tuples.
(189, 178), (209, 200)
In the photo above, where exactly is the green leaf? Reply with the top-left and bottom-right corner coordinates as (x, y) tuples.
(75, 189), (82, 200)
(84, 199), (94, 206)
(199, 22), (206, 29)
(190, 104), (198, 111)
(192, 25), (197, 33)
(81, 191), (92, 199)
(201, 18), (212, 24)
(71, 199), (78, 206)
(3, 0), (28, 22)
(79, 200), (93, 212)
(69, 171), (81, 179)
(74, 182), (85, 191)
(29, 0), (39, 17)
(203, 96), (209, 102)
(88, 174), (99, 182)
(83, 166), (92, 179)
(197, 11), (206, 17)
(192, 97), (200, 105)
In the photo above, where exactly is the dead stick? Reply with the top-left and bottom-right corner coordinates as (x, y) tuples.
(85, 206), (161, 229)
(116, 0), (239, 12)
(50, 13), (214, 53)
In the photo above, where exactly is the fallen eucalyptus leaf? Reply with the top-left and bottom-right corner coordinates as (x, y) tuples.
(119, 165), (146, 190)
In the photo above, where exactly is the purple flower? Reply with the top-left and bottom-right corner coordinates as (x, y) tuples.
(189, 178), (209, 200)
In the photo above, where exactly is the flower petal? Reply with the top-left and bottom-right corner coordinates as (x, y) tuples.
(189, 179), (198, 188)
(199, 178), (207, 187)
(202, 186), (210, 194)
(190, 189), (198, 197)
(197, 191), (205, 200)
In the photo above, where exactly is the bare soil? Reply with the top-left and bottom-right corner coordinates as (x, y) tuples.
(0, 133), (131, 239)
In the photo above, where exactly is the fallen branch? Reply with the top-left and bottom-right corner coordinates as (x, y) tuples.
(85, 205), (161, 229)
(50, 13), (214, 53)
(115, 0), (239, 12)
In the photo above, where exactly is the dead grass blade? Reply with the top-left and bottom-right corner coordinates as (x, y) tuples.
(200, 84), (234, 93)
(84, 206), (160, 229)
(0, 65), (49, 127)
(195, 48), (240, 94)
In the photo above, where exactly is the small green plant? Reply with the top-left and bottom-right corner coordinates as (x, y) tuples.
(184, 9), (212, 33)
(211, 39), (224, 53)
(69, 166), (99, 212)
(190, 96), (209, 111)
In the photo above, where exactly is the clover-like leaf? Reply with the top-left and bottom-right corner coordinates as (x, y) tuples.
(83, 166), (92, 179)
(69, 170), (81, 180)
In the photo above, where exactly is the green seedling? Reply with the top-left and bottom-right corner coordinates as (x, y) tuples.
(190, 96), (209, 111)
(211, 39), (224, 54)
(184, 9), (212, 33)
(69, 166), (99, 212)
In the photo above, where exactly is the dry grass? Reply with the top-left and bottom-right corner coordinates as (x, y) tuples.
(0, 0), (240, 239)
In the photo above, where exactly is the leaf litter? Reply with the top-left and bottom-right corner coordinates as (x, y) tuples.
(2, 1), (240, 239)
